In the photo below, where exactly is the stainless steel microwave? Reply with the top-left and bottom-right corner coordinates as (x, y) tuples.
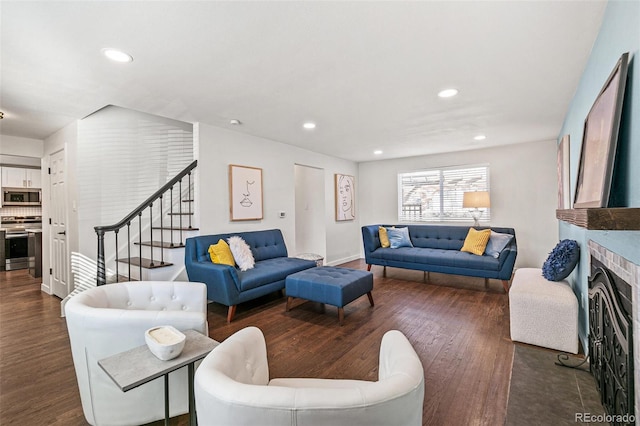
(2, 188), (42, 206)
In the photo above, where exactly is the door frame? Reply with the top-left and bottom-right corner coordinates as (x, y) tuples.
(44, 148), (71, 297)
(294, 164), (326, 259)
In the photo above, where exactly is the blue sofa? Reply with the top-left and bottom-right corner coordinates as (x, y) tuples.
(185, 229), (316, 322)
(362, 225), (517, 292)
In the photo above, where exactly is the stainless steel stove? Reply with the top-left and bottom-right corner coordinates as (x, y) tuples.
(2, 216), (42, 271)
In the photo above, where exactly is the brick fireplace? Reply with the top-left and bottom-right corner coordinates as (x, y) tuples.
(588, 240), (639, 418)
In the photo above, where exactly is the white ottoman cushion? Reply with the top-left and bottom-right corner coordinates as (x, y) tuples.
(509, 268), (579, 354)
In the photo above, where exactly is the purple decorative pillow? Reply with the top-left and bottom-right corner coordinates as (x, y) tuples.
(542, 240), (580, 281)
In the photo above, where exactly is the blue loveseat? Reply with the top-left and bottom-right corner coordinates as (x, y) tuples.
(185, 229), (316, 322)
(362, 225), (517, 292)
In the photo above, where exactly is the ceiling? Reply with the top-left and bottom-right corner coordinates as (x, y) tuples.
(0, 1), (606, 162)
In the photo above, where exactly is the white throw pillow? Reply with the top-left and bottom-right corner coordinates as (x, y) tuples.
(227, 236), (255, 271)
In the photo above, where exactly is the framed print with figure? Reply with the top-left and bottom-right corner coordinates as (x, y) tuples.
(229, 164), (263, 221)
(335, 173), (355, 221)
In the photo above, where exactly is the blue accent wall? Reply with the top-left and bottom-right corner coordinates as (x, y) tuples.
(558, 0), (640, 351)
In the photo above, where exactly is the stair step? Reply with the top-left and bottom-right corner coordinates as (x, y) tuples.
(134, 241), (185, 248)
(115, 275), (138, 282)
(166, 212), (194, 216)
(116, 257), (173, 269)
(152, 226), (199, 231)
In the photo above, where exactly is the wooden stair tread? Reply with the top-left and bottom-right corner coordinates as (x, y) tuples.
(134, 241), (185, 248)
(115, 275), (138, 282)
(116, 257), (173, 269)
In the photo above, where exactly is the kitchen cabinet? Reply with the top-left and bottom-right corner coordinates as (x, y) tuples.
(1, 167), (42, 189)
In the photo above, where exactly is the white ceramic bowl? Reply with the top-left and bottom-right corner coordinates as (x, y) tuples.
(145, 326), (186, 361)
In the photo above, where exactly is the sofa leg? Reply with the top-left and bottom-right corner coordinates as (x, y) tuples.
(338, 307), (344, 326)
(286, 297), (293, 312)
(502, 280), (510, 293)
(227, 305), (237, 323)
(367, 292), (374, 307)
(367, 264), (371, 271)
(383, 266), (387, 277)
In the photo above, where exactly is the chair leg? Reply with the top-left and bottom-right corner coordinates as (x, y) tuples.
(367, 291), (374, 307)
(227, 305), (237, 323)
(502, 280), (510, 293)
(367, 264), (372, 271)
(286, 297), (293, 312)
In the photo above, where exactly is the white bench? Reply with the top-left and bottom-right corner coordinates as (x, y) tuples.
(509, 268), (579, 354)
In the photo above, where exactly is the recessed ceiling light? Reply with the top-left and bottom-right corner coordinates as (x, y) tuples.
(102, 48), (133, 63)
(437, 88), (458, 98)
(474, 135), (487, 141)
(374, 150), (383, 155)
(303, 122), (316, 130)
(229, 119), (241, 125)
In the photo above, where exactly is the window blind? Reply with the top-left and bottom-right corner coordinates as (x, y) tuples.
(398, 165), (489, 222)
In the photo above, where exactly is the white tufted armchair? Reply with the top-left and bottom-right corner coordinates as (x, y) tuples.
(195, 326), (425, 426)
(65, 281), (208, 426)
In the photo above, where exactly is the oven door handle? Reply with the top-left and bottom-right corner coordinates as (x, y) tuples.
(6, 233), (29, 239)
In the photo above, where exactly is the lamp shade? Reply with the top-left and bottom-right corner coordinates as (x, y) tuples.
(463, 191), (490, 208)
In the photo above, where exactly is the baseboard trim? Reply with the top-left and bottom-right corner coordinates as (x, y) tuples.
(325, 255), (360, 267)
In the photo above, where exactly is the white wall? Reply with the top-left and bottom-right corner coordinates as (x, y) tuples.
(358, 139), (559, 268)
(76, 106), (193, 258)
(196, 123), (360, 265)
(0, 135), (44, 158)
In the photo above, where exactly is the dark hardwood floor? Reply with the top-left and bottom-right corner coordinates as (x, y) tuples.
(0, 260), (513, 425)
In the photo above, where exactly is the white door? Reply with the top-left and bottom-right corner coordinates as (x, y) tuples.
(50, 150), (69, 298)
(294, 165), (326, 257)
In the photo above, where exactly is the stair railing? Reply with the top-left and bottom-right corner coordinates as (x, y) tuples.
(94, 160), (197, 285)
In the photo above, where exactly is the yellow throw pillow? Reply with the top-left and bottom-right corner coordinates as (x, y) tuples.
(208, 239), (235, 266)
(379, 226), (390, 248)
(460, 228), (491, 256)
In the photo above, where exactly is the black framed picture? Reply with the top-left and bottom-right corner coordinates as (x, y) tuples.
(574, 53), (629, 208)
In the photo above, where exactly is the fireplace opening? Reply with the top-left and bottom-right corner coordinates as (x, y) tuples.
(589, 256), (634, 422)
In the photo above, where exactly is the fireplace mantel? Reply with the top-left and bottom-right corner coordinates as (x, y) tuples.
(556, 208), (640, 230)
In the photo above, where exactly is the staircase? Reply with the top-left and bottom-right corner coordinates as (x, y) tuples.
(94, 160), (198, 285)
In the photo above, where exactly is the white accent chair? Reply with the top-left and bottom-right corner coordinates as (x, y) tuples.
(509, 268), (579, 353)
(65, 281), (208, 426)
(194, 326), (425, 426)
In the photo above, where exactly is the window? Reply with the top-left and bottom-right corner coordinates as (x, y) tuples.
(398, 165), (490, 222)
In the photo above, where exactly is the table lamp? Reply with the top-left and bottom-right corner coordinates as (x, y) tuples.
(463, 191), (490, 227)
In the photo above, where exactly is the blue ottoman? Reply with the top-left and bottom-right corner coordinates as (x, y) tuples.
(285, 267), (374, 325)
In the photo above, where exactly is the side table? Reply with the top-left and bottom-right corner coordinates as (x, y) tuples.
(295, 252), (324, 267)
(98, 329), (219, 426)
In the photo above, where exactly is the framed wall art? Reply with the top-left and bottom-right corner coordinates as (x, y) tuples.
(574, 52), (629, 208)
(229, 164), (263, 221)
(335, 173), (355, 221)
(557, 135), (571, 209)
